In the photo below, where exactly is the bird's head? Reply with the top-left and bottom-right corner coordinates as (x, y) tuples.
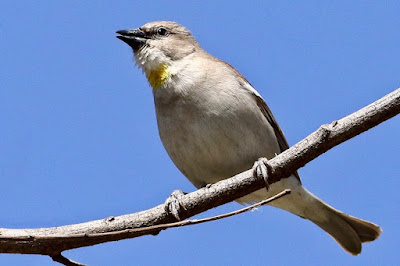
(116, 21), (200, 89)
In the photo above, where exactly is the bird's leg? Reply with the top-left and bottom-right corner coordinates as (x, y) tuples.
(252, 157), (272, 191)
(164, 189), (187, 221)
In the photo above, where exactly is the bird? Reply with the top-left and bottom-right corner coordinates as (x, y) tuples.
(116, 21), (381, 255)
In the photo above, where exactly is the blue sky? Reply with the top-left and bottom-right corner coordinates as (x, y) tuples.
(1, 1), (399, 265)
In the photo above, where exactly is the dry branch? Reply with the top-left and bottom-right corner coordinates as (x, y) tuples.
(1, 88), (399, 257)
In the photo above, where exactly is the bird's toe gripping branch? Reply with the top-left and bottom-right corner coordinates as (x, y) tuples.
(252, 157), (272, 191)
(164, 189), (187, 221)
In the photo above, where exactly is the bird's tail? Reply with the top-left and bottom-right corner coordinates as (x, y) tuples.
(309, 198), (381, 255)
(267, 185), (381, 255)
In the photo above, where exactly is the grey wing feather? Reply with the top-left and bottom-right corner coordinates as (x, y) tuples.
(255, 95), (301, 181)
(217, 59), (300, 181)
(255, 96), (290, 152)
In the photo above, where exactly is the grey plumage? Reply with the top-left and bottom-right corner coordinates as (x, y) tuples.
(116, 21), (381, 255)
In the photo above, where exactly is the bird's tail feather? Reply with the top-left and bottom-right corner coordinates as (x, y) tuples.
(261, 183), (381, 255)
(238, 180), (381, 254)
(310, 199), (381, 255)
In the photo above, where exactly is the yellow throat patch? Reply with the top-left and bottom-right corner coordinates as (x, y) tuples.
(145, 64), (171, 89)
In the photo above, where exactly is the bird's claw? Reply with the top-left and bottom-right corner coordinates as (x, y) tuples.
(164, 190), (187, 221)
(252, 157), (271, 191)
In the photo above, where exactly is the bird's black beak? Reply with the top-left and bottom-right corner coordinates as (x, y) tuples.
(116, 28), (149, 51)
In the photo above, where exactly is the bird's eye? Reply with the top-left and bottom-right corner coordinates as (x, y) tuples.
(157, 27), (167, 36)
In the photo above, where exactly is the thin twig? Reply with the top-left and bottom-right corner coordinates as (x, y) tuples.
(47, 190), (289, 265)
(85, 189), (292, 237)
(51, 253), (86, 266)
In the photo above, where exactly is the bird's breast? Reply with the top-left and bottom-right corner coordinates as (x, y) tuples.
(153, 88), (281, 188)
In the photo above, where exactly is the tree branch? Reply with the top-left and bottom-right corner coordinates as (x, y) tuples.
(51, 253), (86, 266)
(1, 88), (399, 257)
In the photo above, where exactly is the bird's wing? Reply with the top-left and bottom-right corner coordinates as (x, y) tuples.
(218, 60), (300, 180)
(252, 87), (301, 181)
(227, 64), (301, 180)
(253, 90), (301, 181)
(220, 61), (290, 151)
(254, 94), (290, 152)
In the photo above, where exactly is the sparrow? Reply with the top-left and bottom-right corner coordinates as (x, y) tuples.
(116, 21), (381, 255)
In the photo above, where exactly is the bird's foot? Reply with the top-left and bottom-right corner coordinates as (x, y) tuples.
(252, 157), (272, 191)
(164, 190), (187, 221)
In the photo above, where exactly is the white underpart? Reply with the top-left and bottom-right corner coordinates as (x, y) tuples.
(134, 45), (172, 73)
(243, 174), (333, 223)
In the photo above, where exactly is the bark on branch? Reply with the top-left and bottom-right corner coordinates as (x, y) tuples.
(1, 88), (399, 257)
